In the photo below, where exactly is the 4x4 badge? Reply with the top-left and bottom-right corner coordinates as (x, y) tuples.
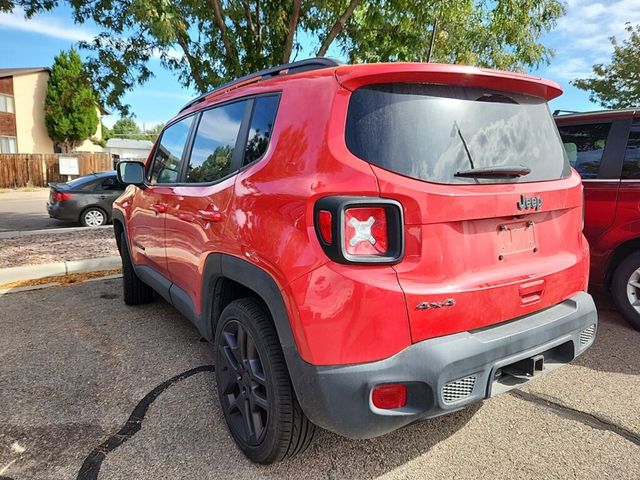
(416, 299), (455, 310)
(517, 194), (543, 211)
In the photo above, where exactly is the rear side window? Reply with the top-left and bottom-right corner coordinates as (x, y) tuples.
(149, 116), (194, 184)
(345, 84), (570, 184)
(100, 176), (123, 191)
(243, 95), (279, 165)
(623, 120), (640, 179)
(558, 123), (612, 179)
(185, 101), (247, 183)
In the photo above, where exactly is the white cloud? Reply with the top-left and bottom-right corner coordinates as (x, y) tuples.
(546, 57), (593, 80)
(546, 0), (640, 80)
(0, 7), (183, 62)
(0, 7), (94, 42)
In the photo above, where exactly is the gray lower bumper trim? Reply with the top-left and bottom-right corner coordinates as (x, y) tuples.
(289, 292), (597, 439)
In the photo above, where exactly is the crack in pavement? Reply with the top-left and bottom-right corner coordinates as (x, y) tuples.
(76, 365), (215, 480)
(510, 390), (640, 447)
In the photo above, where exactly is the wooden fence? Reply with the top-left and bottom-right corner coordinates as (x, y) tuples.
(0, 153), (112, 188)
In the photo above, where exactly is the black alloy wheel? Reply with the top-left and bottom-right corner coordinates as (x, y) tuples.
(217, 319), (269, 445)
(214, 298), (316, 463)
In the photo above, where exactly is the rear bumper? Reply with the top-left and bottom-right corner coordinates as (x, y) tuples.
(291, 291), (597, 439)
(47, 202), (77, 221)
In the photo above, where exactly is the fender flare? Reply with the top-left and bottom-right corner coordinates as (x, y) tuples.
(201, 253), (299, 362)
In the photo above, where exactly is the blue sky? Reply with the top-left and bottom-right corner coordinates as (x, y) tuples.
(1, 0), (638, 128)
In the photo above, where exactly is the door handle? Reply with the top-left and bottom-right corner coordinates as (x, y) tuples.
(152, 203), (167, 214)
(197, 209), (222, 222)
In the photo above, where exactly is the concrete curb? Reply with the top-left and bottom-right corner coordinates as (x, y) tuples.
(0, 256), (121, 285)
(0, 225), (111, 239)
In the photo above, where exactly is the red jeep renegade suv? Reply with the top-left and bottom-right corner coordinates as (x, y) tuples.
(555, 109), (640, 330)
(114, 58), (597, 463)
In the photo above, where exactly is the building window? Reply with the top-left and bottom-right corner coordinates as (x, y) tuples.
(0, 94), (14, 113)
(0, 136), (17, 153)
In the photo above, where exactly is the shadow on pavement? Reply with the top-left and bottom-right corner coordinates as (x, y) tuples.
(572, 287), (640, 376)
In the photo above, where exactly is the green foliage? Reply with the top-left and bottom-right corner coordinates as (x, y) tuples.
(341, 0), (564, 69)
(144, 123), (164, 141)
(44, 49), (99, 152)
(109, 118), (163, 141)
(111, 117), (142, 137)
(101, 122), (112, 141)
(11, 0), (566, 114)
(572, 23), (640, 109)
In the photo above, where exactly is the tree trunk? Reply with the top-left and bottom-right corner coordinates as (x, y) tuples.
(317, 0), (362, 57)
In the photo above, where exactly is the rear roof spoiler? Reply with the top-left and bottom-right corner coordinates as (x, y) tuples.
(334, 63), (563, 101)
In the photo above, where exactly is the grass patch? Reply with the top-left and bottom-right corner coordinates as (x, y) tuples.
(0, 268), (122, 289)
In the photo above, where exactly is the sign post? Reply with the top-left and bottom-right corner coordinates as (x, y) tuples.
(59, 156), (79, 181)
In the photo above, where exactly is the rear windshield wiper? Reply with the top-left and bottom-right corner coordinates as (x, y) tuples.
(454, 165), (531, 178)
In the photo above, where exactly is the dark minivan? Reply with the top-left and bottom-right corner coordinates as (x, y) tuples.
(47, 171), (125, 227)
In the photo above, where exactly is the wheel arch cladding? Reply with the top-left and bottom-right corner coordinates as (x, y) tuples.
(605, 237), (640, 288)
(202, 254), (298, 355)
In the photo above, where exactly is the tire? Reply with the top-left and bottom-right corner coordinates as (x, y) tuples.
(81, 207), (107, 227)
(120, 233), (154, 305)
(611, 251), (640, 330)
(215, 298), (315, 464)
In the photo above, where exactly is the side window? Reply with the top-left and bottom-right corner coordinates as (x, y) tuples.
(622, 121), (640, 179)
(558, 123), (612, 179)
(244, 95), (279, 165)
(100, 176), (123, 191)
(185, 101), (246, 183)
(149, 116), (194, 184)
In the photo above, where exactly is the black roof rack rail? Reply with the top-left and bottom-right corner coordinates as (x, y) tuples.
(179, 57), (344, 113)
(552, 109), (581, 116)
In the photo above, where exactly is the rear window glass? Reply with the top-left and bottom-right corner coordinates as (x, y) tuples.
(65, 174), (112, 191)
(65, 176), (96, 189)
(243, 95), (279, 165)
(345, 84), (570, 184)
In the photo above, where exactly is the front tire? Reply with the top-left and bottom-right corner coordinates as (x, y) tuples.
(119, 233), (153, 305)
(81, 207), (107, 227)
(612, 251), (640, 330)
(215, 298), (315, 463)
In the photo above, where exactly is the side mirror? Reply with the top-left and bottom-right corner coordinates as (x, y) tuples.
(117, 161), (145, 186)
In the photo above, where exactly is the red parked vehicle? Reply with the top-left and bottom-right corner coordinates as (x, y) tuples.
(114, 59), (597, 463)
(556, 109), (640, 330)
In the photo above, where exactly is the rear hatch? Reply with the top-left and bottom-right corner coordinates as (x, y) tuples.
(341, 73), (588, 343)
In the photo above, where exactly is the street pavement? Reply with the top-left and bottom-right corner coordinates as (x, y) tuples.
(0, 279), (638, 479)
(0, 190), (76, 232)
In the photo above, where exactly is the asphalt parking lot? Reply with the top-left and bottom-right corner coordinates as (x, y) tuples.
(0, 279), (638, 480)
(0, 190), (76, 232)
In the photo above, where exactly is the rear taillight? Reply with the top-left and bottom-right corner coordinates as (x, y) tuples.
(318, 210), (333, 243)
(54, 192), (72, 202)
(371, 384), (407, 409)
(344, 207), (388, 255)
(314, 197), (404, 264)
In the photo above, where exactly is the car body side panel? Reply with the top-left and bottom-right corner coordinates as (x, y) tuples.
(556, 111), (638, 286)
(165, 178), (236, 316)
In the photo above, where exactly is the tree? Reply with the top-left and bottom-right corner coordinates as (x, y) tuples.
(8, 0), (566, 114)
(111, 117), (142, 138)
(143, 123), (164, 142)
(44, 49), (99, 153)
(572, 23), (640, 109)
(108, 118), (163, 141)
